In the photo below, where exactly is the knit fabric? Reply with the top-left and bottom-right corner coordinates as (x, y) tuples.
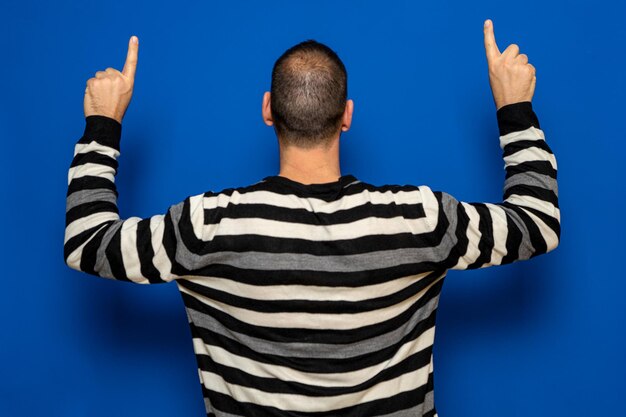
(64, 101), (560, 416)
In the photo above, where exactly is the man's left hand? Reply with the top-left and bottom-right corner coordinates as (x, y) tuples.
(84, 35), (139, 124)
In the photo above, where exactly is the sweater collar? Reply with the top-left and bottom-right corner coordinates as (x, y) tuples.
(261, 174), (358, 195)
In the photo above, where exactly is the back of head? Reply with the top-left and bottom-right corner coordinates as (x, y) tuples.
(271, 40), (348, 149)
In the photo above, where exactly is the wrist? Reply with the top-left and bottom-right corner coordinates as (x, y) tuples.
(84, 111), (123, 124)
(496, 101), (540, 138)
(79, 115), (122, 151)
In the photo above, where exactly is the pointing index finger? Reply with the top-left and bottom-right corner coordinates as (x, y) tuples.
(483, 19), (500, 63)
(122, 35), (139, 79)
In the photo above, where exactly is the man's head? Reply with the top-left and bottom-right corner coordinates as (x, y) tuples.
(262, 40), (353, 149)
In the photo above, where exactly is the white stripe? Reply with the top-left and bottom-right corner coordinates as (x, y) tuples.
(205, 215), (432, 241)
(505, 194), (559, 218)
(178, 275), (444, 330)
(199, 358), (432, 412)
(68, 163), (115, 185)
(65, 223), (110, 270)
(192, 326), (435, 387)
(188, 194), (205, 240)
(485, 204), (509, 265)
(504, 147), (557, 171)
(416, 185), (439, 232)
(149, 214), (174, 282)
(119, 217), (147, 283)
(518, 206), (560, 251)
(204, 188), (424, 215)
(65, 238), (90, 271)
(74, 140), (120, 158)
(183, 271), (432, 302)
(499, 126), (545, 147)
(453, 203), (482, 269)
(65, 211), (119, 244)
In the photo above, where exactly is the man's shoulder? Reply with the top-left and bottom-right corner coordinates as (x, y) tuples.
(346, 177), (429, 195)
(192, 176), (431, 205)
(201, 178), (271, 198)
(204, 177), (428, 195)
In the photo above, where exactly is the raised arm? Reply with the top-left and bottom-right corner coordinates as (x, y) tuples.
(419, 20), (560, 270)
(64, 36), (206, 283)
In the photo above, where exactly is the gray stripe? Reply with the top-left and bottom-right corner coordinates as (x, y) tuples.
(183, 283), (442, 359)
(204, 398), (245, 417)
(375, 389), (434, 417)
(438, 191), (535, 262)
(174, 235), (459, 274)
(504, 171), (558, 197)
(172, 185), (463, 274)
(504, 204), (536, 258)
(171, 183), (462, 273)
(189, 247), (451, 272)
(169, 200), (200, 271)
(94, 221), (123, 279)
(66, 188), (117, 212)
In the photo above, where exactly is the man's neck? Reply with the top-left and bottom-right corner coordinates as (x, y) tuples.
(277, 138), (341, 185)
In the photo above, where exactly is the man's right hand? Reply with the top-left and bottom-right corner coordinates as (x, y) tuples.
(483, 19), (536, 111)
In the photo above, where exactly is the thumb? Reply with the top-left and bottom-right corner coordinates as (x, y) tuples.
(122, 35), (139, 79)
(483, 19), (500, 63)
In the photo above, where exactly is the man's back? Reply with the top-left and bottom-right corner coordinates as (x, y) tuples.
(176, 173), (445, 416)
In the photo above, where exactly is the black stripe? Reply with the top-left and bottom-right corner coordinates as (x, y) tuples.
(70, 150), (119, 171)
(176, 197), (212, 257)
(197, 231), (432, 257)
(466, 203), (494, 269)
(136, 218), (168, 283)
(516, 205), (561, 242)
(181, 277), (443, 346)
(195, 340), (433, 396)
(502, 139), (553, 158)
(501, 209), (523, 264)
(189, 308), (438, 375)
(65, 200), (119, 227)
(203, 200), (426, 226)
(177, 270), (440, 314)
(203, 371), (434, 417)
(104, 223), (131, 282)
(79, 222), (114, 275)
(64, 221), (115, 263)
(227, 179), (426, 203)
(314, 180), (426, 197)
(193, 251), (447, 288)
(501, 202), (548, 256)
(505, 160), (557, 180)
(503, 184), (559, 208)
(67, 176), (118, 197)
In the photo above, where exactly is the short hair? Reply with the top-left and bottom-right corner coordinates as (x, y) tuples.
(270, 40), (348, 148)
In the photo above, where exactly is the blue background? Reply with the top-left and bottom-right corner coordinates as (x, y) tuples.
(2, 0), (624, 416)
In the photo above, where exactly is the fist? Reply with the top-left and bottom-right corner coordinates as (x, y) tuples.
(483, 20), (536, 111)
(84, 36), (139, 124)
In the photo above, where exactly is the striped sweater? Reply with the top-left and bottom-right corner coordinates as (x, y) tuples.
(64, 101), (560, 417)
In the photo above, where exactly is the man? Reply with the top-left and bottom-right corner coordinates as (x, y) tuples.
(65, 19), (559, 417)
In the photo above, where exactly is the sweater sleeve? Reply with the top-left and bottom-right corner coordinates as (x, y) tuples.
(63, 116), (206, 283)
(419, 101), (560, 270)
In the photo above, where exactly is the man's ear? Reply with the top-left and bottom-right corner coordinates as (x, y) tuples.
(262, 91), (273, 126)
(341, 99), (354, 132)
